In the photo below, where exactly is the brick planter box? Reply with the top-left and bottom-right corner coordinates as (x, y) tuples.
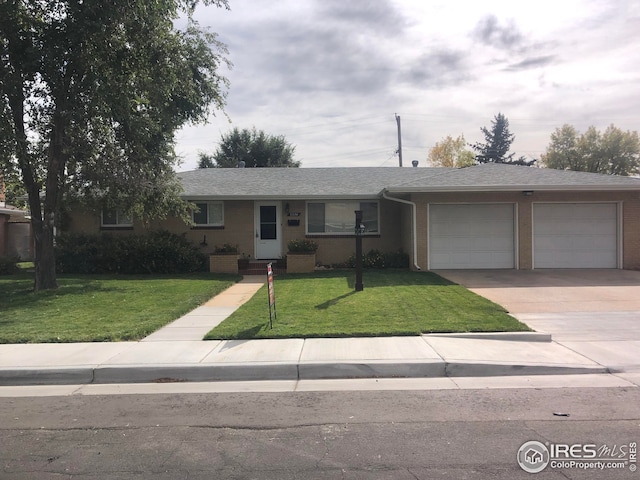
(209, 254), (239, 274)
(286, 252), (316, 274)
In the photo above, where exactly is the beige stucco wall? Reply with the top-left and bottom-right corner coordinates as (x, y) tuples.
(409, 190), (640, 271)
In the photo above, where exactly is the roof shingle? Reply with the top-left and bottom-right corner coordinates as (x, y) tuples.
(177, 164), (640, 199)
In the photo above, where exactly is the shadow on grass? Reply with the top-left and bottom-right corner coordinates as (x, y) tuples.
(315, 291), (357, 310)
(287, 269), (457, 288)
(208, 323), (267, 340)
(0, 281), (118, 310)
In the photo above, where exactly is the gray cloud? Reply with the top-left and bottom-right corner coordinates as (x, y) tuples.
(315, 0), (407, 33)
(506, 55), (556, 71)
(265, 24), (395, 94)
(220, 0), (410, 110)
(403, 50), (471, 88)
(472, 15), (524, 50)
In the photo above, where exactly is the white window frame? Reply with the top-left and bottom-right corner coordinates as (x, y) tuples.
(306, 200), (379, 235)
(192, 201), (224, 227)
(101, 208), (133, 227)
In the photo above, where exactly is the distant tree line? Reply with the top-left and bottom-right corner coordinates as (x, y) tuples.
(428, 113), (639, 176)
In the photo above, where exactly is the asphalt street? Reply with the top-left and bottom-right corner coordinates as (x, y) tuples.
(2, 386), (639, 479)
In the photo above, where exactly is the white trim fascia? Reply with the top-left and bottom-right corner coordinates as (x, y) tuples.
(182, 194), (379, 201)
(384, 184), (640, 193)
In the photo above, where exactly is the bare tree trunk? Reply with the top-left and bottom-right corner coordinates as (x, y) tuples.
(32, 211), (58, 291)
(34, 110), (67, 291)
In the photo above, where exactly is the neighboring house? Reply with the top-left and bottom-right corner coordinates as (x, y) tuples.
(0, 184), (7, 257)
(65, 163), (640, 270)
(0, 205), (32, 261)
(1, 186), (32, 260)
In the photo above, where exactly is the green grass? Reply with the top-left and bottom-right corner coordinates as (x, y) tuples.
(205, 270), (529, 339)
(0, 273), (239, 343)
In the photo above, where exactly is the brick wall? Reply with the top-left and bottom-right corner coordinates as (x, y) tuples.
(64, 190), (640, 271)
(410, 190), (640, 270)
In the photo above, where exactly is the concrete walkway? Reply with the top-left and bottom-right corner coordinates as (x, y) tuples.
(141, 276), (265, 342)
(0, 274), (638, 387)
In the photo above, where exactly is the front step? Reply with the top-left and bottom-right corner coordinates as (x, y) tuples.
(240, 260), (286, 276)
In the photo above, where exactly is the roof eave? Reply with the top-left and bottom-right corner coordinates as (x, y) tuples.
(180, 194), (382, 201)
(385, 184), (640, 193)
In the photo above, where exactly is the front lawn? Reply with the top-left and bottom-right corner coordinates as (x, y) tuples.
(0, 273), (239, 343)
(205, 270), (529, 339)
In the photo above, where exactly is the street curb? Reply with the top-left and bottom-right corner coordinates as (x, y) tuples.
(0, 367), (95, 386)
(93, 363), (298, 384)
(444, 362), (608, 377)
(298, 361), (446, 379)
(0, 361), (608, 386)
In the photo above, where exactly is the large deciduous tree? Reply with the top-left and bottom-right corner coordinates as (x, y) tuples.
(198, 127), (299, 168)
(0, 0), (230, 290)
(471, 113), (534, 166)
(541, 124), (640, 176)
(427, 134), (475, 168)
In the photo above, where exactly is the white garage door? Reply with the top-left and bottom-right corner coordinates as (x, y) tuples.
(429, 204), (515, 269)
(533, 203), (618, 268)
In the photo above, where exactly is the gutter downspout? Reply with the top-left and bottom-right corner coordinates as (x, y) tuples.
(382, 190), (421, 271)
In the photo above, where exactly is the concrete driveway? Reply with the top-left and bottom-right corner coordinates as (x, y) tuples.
(434, 269), (640, 372)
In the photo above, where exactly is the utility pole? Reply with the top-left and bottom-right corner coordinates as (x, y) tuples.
(395, 113), (403, 167)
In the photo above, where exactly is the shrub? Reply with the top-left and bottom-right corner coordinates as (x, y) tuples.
(55, 231), (207, 274)
(287, 239), (318, 253)
(213, 243), (239, 254)
(0, 256), (19, 275)
(342, 249), (410, 269)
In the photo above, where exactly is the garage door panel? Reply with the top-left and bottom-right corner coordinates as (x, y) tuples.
(429, 204), (515, 270)
(533, 203), (617, 269)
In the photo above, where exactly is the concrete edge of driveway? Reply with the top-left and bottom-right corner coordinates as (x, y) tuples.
(0, 361), (609, 386)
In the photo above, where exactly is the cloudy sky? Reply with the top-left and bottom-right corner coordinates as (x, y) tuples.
(175, 0), (640, 171)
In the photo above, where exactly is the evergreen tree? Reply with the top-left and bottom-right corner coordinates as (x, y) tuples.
(471, 113), (534, 166)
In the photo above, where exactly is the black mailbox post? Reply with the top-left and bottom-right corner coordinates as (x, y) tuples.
(354, 210), (365, 291)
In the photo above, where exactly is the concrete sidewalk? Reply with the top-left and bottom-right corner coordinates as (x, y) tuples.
(0, 276), (630, 387)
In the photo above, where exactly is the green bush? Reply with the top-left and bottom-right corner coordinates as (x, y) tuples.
(55, 231), (207, 274)
(213, 243), (239, 254)
(0, 256), (19, 275)
(341, 249), (410, 269)
(287, 238), (319, 253)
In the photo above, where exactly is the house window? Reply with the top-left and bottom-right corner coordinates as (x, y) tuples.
(193, 201), (224, 227)
(307, 201), (379, 234)
(101, 208), (133, 227)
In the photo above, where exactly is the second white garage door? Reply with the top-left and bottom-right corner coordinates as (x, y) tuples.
(533, 203), (618, 268)
(429, 204), (515, 269)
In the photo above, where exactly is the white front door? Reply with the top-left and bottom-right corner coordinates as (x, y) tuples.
(255, 201), (282, 259)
